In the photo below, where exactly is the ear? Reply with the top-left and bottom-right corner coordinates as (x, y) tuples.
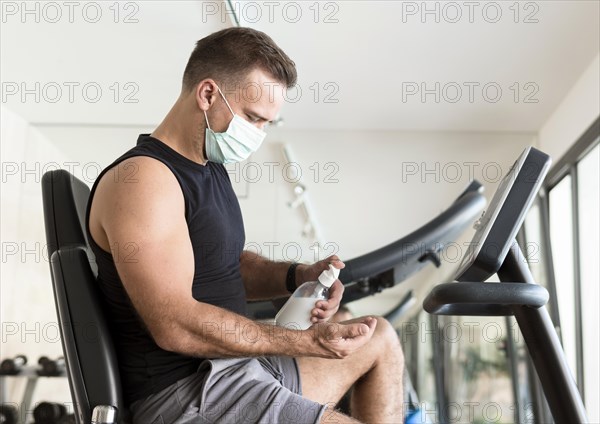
(195, 79), (218, 112)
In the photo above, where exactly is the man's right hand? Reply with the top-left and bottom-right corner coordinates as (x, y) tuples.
(307, 317), (378, 359)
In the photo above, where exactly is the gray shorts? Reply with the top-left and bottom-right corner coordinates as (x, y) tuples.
(129, 356), (327, 424)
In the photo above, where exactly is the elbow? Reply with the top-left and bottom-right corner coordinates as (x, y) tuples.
(153, 322), (216, 357)
(155, 334), (176, 352)
(152, 325), (187, 353)
(153, 322), (226, 358)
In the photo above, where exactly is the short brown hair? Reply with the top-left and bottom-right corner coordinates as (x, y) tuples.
(182, 27), (297, 92)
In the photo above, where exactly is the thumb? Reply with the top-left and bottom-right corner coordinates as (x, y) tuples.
(340, 322), (370, 339)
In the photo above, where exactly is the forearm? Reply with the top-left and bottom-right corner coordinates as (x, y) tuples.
(240, 250), (307, 300)
(162, 300), (315, 358)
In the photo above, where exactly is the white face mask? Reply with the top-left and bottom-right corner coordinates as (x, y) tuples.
(204, 86), (267, 164)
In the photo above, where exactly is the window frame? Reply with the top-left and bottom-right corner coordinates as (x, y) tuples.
(541, 116), (600, 403)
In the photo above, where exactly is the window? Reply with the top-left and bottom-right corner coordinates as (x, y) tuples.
(548, 175), (578, 378)
(576, 143), (599, 422)
(542, 118), (599, 422)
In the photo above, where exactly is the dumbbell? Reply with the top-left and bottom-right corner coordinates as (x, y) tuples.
(0, 355), (27, 375)
(33, 402), (67, 424)
(37, 356), (66, 377)
(0, 404), (19, 424)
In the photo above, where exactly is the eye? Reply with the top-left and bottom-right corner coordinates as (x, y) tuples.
(246, 114), (260, 123)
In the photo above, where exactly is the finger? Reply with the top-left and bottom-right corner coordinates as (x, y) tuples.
(318, 299), (339, 314)
(313, 299), (331, 311)
(336, 316), (377, 330)
(313, 309), (342, 324)
(326, 255), (345, 269)
(313, 282), (343, 310)
(327, 281), (344, 304)
(311, 308), (320, 320)
(315, 300), (332, 310)
(311, 308), (335, 321)
(347, 318), (377, 343)
(364, 316), (377, 331)
(314, 303), (337, 318)
(327, 321), (367, 338)
(316, 307), (337, 320)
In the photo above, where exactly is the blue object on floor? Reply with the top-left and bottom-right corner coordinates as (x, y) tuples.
(405, 408), (432, 424)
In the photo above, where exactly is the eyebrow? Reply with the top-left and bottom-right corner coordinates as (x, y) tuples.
(245, 109), (273, 124)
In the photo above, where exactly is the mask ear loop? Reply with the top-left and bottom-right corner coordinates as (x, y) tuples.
(204, 84), (235, 131)
(203, 110), (211, 130)
(217, 85), (236, 118)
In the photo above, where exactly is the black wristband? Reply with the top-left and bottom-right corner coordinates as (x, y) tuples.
(286, 263), (300, 293)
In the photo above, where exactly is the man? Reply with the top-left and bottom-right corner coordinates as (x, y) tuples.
(86, 27), (404, 423)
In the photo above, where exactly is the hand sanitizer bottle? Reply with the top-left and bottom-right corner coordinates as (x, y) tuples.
(275, 264), (340, 330)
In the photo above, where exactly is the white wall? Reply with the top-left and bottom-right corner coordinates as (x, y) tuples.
(0, 107), (74, 418)
(538, 54), (600, 161)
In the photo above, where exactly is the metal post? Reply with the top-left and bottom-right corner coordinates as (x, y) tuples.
(21, 377), (38, 424)
(498, 242), (587, 423)
(570, 165), (585, 397)
(430, 314), (449, 424)
(504, 316), (522, 424)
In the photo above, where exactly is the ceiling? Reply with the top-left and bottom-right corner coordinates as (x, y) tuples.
(1, 1), (598, 131)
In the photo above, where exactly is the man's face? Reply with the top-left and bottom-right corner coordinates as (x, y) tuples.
(207, 68), (285, 133)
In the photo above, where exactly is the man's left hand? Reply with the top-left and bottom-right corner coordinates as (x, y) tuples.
(299, 255), (345, 324)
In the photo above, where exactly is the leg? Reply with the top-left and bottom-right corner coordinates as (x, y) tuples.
(320, 406), (361, 423)
(296, 316), (404, 423)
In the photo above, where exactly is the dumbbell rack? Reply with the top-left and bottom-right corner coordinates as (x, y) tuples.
(0, 366), (67, 424)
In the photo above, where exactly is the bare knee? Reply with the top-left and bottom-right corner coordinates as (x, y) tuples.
(373, 316), (398, 344)
(372, 316), (404, 363)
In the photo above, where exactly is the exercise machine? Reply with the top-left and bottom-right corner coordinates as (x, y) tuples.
(424, 146), (588, 423)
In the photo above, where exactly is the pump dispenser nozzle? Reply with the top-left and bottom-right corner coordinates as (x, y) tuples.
(318, 264), (340, 288)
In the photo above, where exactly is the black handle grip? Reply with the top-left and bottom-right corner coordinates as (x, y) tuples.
(423, 282), (549, 316)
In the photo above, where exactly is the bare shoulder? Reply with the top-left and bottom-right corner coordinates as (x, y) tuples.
(94, 155), (184, 210)
(89, 155), (185, 250)
(96, 155), (180, 199)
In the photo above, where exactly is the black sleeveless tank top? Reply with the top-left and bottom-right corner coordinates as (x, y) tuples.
(85, 134), (247, 405)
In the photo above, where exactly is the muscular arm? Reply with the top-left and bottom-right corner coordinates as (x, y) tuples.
(90, 157), (373, 360)
(239, 251), (308, 300)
